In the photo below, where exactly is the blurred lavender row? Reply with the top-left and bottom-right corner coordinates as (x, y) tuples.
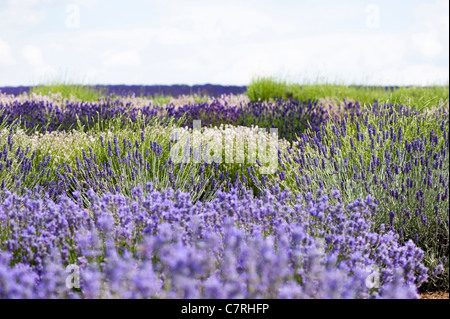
(0, 84), (247, 98)
(0, 186), (427, 298)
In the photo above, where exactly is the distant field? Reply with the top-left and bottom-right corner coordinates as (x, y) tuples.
(0, 84), (247, 100)
(2, 80), (447, 110)
(246, 76), (449, 110)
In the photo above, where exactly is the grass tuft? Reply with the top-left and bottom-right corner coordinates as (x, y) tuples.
(246, 76), (449, 110)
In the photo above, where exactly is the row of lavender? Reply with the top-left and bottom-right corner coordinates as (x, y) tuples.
(0, 85), (247, 99)
(0, 93), (330, 141)
(0, 92), (448, 297)
(0, 186), (428, 298)
(271, 102), (449, 291)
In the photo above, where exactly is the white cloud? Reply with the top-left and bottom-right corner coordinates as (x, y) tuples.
(48, 42), (65, 51)
(371, 64), (449, 86)
(411, 28), (443, 58)
(362, 35), (407, 69)
(102, 50), (141, 68)
(0, 0), (47, 28)
(72, 0), (98, 8)
(34, 64), (57, 81)
(176, 4), (281, 38)
(21, 45), (45, 66)
(205, 32), (408, 85)
(19, 44), (58, 83)
(84, 67), (99, 82)
(0, 37), (16, 66)
(415, 0), (449, 28)
(411, 0), (448, 58)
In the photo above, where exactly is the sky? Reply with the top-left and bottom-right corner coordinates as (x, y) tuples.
(0, 0), (448, 87)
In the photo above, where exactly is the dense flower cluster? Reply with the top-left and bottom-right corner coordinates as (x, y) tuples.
(0, 186), (426, 298)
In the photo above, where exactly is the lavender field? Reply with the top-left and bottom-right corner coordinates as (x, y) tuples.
(0, 84), (448, 299)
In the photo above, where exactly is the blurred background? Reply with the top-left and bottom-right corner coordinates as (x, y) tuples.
(0, 0), (448, 87)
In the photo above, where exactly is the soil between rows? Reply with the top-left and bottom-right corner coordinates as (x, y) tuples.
(420, 291), (449, 299)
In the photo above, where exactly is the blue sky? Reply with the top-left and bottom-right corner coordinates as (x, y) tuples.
(0, 0), (448, 86)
